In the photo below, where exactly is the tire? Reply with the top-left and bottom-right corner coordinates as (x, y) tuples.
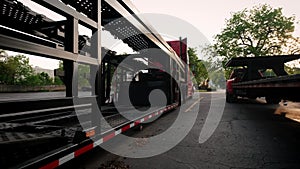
(265, 96), (281, 104)
(226, 92), (236, 103)
(248, 96), (257, 100)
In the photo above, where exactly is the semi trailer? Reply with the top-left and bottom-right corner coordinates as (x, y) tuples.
(0, 0), (192, 168)
(225, 55), (300, 104)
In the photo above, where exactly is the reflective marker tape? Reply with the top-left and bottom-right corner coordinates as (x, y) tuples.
(94, 138), (103, 147)
(115, 129), (122, 135)
(40, 104), (178, 169)
(59, 153), (74, 165)
(103, 132), (115, 142)
(130, 123), (135, 128)
(39, 160), (59, 169)
(75, 144), (93, 157)
(122, 124), (131, 132)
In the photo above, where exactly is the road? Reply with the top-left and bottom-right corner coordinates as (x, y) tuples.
(60, 91), (300, 169)
(0, 91), (91, 101)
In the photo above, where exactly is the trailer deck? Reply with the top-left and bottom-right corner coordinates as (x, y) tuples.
(233, 74), (300, 88)
(225, 55), (300, 103)
(0, 102), (178, 168)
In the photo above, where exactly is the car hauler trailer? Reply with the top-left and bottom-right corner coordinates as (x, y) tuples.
(225, 55), (300, 104)
(167, 38), (194, 100)
(0, 0), (191, 168)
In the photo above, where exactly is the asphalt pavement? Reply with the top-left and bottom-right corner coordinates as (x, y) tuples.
(0, 91), (91, 101)
(60, 91), (300, 169)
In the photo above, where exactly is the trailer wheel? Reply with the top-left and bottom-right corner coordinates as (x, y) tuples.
(226, 92), (236, 103)
(265, 96), (281, 104)
(248, 96), (257, 100)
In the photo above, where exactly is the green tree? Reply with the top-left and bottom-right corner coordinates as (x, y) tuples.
(52, 60), (65, 85)
(22, 74), (43, 86)
(209, 70), (226, 89)
(0, 50), (8, 58)
(188, 47), (208, 85)
(78, 64), (90, 88)
(204, 4), (299, 76)
(38, 72), (53, 85)
(0, 52), (63, 86)
(0, 54), (34, 85)
(54, 76), (64, 85)
(20, 72), (58, 86)
(57, 60), (64, 71)
(285, 62), (300, 75)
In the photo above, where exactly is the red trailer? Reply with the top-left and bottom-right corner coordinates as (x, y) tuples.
(167, 38), (194, 100)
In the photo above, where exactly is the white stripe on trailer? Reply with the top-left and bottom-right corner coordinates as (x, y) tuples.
(94, 138), (103, 147)
(40, 104), (179, 169)
(130, 123), (135, 128)
(115, 129), (122, 135)
(59, 153), (74, 165)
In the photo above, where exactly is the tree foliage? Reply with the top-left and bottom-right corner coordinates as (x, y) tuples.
(285, 62), (300, 75)
(209, 70), (226, 89)
(188, 47), (208, 85)
(78, 64), (90, 88)
(0, 52), (63, 86)
(21, 72), (54, 86)
(188, 47), (226, 89)
(0, 54), (34, 85)
(204, 4), (299, 70)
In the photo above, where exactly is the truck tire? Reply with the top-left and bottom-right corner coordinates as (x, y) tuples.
(265, 96), (281, 104)
(226, 92), (236, 103)
(248, 96), (257, 100)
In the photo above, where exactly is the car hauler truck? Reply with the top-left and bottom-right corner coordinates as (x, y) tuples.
(0, 0), (192, 168)
(225, 55), (300, 104)
(167, 38), (194, 101)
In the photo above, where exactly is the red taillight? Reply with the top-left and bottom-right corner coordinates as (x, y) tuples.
(226, 79), (235, 94)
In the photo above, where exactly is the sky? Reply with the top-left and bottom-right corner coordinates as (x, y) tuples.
(132, 0), (300, 44)
(5, 0), (300, 69)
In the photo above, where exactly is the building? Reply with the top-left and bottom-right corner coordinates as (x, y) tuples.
(33, 66), (55, 81)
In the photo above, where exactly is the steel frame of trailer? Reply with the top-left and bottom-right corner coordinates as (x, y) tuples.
(0, 0), (186, 168)
(225, 55), (300, 102)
